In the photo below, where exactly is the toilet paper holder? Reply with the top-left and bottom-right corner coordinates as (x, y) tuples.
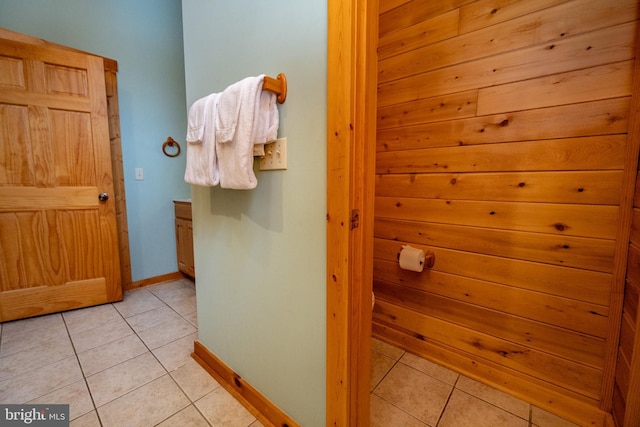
(397, 248), (435, 269)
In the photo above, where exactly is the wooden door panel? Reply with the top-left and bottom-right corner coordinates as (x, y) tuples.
(45, 63), (88, 97)
(0, 210), (104, 287)
(0, 36), (121, 321)
(0, 278), (108, 321)
(50, 109), (95, 185)
(0, 104), (32, 185)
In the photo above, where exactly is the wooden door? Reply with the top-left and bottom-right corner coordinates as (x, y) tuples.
(0, 37), (122, 322)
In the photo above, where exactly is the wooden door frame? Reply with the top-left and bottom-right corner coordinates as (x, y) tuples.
(326, 0), (378, 425)
(323, 6), (640, 426)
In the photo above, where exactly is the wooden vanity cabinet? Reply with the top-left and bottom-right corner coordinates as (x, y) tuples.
(174, 201), (195, 278)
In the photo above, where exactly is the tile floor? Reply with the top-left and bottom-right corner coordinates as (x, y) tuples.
(371, 338), (581, 427)
(0, 278), (262, 427)
(0, 278), (582, 426)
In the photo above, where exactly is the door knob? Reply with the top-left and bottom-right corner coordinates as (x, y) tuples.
(98, 192), (109, 202)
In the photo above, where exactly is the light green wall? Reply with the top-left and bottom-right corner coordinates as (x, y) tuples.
(181, 1), (327, 424)
(0, 0), (190, 282)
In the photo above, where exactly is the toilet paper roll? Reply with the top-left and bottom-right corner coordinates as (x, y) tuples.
(399, 245), (425, 272)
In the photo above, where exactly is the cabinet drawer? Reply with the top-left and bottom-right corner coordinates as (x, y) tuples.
(174, 201), (192, 220)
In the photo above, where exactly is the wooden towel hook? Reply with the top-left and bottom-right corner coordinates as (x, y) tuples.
(262, 73), (287, 104)
(162, 136), (181, 158)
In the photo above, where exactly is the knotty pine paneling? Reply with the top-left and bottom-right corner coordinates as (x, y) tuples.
(378, 22), (636, 107)
(380, 2), (635, 85)
(458, 0), (573, 34)
(379, 0), (411, 15)
(377, 98), (630, 152)
(378, 9), (459, 60)
(374, 0), (640, 423)
(374, 238), (611, 306)
(375, 218), (615, 273)
(379, 0), (475, 37)
(374, 278), (606, 362)
(375, 197), (619, 238)
(376, 171), (623, 205)
(376, 136), (626, 173)
(374, 300), (603, 399)
(477, 61), (633, 116)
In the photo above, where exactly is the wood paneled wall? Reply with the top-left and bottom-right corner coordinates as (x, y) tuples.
(372, 0), (639, 424)
(615, 128), (640, 424)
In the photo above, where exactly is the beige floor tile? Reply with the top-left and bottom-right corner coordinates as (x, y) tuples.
(86, 352), (165, 407)
(156, 404), (210, 427)
(0, 321), (69, 358)
(97, 374), (190, 427)
(137, 315), (196, 350)
(152, 332), (198, 372)
(373, 362), (452, 426)
(371, 350), (396, 391)
(532, 406), (581, 427)
(27, 379), (93, 421)
(400, 352), (459, 386)
(69, 318), (134, 353)
(0, 356), (83, 404)
(147, 280), (192, 301)
(370, 394), (428, 427)
(170, 358), (220, 401)
(63, 304), (123, 336)
(125, 305), (181, 333)
(113, 288), (166, 318)
(165, 294), (197, 316)
(195, 387), (256, 426)
(0, 335), (75, 381)
(183, 309), (198, 327)
(456, 375), (530, 419)
(70, 410), (101, 427)
(439, 389), (529, 427)
(372, 337), (405, 360)
(1, 313), (64, 337)
(77, 333), (148, 376)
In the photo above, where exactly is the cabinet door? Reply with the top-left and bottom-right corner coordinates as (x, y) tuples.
(185, 220), (195, 277)
(175, 218), (194, 277)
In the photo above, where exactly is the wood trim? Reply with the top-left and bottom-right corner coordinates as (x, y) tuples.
(105, 67), (132, 291)
(126, 271), (185, 291)
(604, 412), (616, 427)
(603, 19), (640, 417)
(625, 301), (640, 426)
(620, 18), (640, 427)
(192, 341), (299, 427)
(326, 0), (378, 425)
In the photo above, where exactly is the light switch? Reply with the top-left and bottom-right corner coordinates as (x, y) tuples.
(135, 168), (144, 180)
(259, 138), (287, 171)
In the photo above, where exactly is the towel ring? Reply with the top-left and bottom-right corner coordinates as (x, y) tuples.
(162, 137), (181, 157)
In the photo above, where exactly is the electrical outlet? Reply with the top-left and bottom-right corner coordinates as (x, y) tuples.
(259, 138), (287, 171)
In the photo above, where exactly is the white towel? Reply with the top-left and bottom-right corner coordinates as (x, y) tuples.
(186, 96), (207, 144)
(184, 93), (220, 186)
(216, 75), (278, 190)
(252, 89), (279, 156)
